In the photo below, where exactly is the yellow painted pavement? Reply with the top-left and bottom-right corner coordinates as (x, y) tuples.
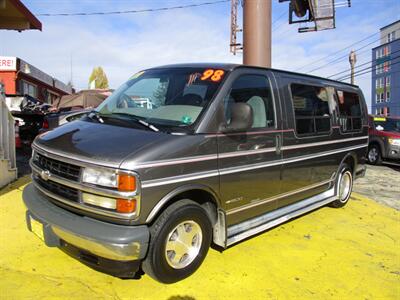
(0, 177), (399, 300)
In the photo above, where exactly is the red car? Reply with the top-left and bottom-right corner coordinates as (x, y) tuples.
(368, 115), (400, 164)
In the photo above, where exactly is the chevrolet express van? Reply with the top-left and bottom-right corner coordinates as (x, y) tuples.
(23, 64), (368, 283)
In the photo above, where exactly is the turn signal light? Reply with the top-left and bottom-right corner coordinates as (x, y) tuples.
(118, 174), (136, 192)
(116, 199), (136, 213)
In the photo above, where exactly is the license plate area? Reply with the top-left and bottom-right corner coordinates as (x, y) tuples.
(29, 216), (44, 241)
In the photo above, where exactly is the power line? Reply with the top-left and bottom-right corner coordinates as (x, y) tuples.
(337, 54), (400, 81)
(294, 32), (379, 72)
(36, 0), (230, 17)
(339, 66), (400, 83)
(336, 55), (400, 81)
(272, 11), (286, 28)
(305, 36), (381, 74)
(328, 48), (400, 79)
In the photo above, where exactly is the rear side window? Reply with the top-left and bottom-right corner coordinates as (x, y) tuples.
(336, 90), (362, 132)
(290, 84), (331, 135)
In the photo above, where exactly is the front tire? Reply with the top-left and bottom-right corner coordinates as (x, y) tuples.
(329, 164), (353, 208)
(142, 200), (212, 284)
(367, 144), (382, 165)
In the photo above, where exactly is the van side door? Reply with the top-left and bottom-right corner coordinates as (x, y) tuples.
(217, 69), (283, 226)
(277, 77), (336, 208)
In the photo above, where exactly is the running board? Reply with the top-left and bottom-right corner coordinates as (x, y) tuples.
(226, 188), (337, 246)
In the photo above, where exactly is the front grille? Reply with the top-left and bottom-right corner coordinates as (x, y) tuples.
(35, 176), (79, 202)
(35, 153), (81, 182)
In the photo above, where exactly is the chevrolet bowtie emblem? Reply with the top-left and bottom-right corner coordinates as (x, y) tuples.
(40, 170), (51, 181)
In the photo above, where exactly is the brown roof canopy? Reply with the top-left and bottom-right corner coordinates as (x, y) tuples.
(53, 90), (108, 109)
(0, 0), (42, 31)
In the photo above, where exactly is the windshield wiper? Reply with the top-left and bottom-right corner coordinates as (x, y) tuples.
(87, 110), (104, 123)
(106, 112), (159, 132)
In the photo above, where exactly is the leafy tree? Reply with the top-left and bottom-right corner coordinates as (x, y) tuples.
(88, 66), (109, 89)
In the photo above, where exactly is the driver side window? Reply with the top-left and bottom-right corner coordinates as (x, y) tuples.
(224, 74), (275, 128)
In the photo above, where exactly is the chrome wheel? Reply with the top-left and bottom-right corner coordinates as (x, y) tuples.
(368, 148), (378, 163)
(165, 220), (203, 269)
(339, 171), (352, 203)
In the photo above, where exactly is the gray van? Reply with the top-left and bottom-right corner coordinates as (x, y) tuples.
(23, 64), (368, 283)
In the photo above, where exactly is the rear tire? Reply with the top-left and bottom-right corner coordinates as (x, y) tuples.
(367, 144), (382, 165)
(329, 164), (353, 208)
(142, 200), (212, 284)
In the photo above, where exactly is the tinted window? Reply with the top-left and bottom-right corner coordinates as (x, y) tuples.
(290, 84), (331, 135)
(224, 75), (275, 128)
(374, 118), (400, 132)
(336, 91), (362, 131)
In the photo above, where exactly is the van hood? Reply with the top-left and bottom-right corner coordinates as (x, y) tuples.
(34, 120), (179, 168)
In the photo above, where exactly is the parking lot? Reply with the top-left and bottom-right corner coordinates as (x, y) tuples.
(1, 165), (399, 299)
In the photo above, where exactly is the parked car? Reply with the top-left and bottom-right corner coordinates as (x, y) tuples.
(40, 109), (91, 132)
(23, 64), (368, 283)
(367, 115), (400, 164)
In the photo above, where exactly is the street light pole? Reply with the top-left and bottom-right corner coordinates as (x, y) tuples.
(349, 50), (357, 85)
(243, 0), (272, 68)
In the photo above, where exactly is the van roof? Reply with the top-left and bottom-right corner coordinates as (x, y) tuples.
(152, 63), (359, 89)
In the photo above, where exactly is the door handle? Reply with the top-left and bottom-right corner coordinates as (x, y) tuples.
(275, 135), (281, 155)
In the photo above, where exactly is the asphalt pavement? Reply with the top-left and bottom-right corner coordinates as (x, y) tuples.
(353, 163), (400, 210)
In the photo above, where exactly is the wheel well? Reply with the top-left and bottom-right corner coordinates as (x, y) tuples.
(368, 141), (381, 152)
(148, 189), (218, 226)
(343, 156), (355, 173)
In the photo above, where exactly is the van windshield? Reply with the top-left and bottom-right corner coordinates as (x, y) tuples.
(96, 67), (226, 129)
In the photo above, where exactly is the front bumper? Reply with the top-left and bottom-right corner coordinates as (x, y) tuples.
(23, 183), (149, 276)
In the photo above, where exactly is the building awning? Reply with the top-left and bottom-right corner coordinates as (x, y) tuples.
(0, 0), (42, 31)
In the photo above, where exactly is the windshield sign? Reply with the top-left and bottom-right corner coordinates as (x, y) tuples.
(96, 68), (227, 128)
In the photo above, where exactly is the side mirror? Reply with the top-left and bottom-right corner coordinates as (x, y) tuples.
(220, 102), (253, 133)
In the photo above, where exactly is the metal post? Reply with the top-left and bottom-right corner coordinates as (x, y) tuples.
(349, 50), (357, 85)
(243, 0), (272, 67)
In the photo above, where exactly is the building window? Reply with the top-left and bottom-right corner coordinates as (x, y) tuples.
(384, 61), (391, 72)
(21, 81), (37, 98)
(383, 45), (390, 56)
(386, 76), (391, 87)
(386, 91), (390, 102)
(376, 107), (389, 116)
(376, 92), (384, 103)
(47, 91), (59, 104)
(387, 31), (396, 43)
(376, 48), (381, 59)
(376, 63), (383, 74)
(376, 78), (384, 88)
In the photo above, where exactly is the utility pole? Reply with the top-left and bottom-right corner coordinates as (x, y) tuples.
(349, 50), (357, 85)
(243, 0), (272, 68)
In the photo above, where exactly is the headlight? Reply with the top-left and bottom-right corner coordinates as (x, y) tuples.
(82, 167), (117, 188)
(82, 167), (137, 192)
(389, 138), (400, 146)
